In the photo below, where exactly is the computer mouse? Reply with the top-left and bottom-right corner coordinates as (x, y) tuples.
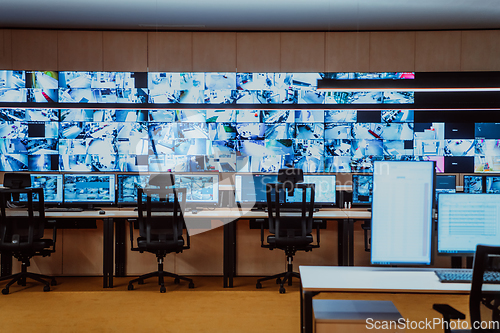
(191, 210), (198, 214)
(99, 210), (106, 215)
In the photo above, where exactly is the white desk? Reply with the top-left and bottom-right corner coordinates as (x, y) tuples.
(298, 266), (500, 333)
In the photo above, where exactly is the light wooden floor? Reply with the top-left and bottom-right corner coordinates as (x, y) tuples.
(0, 275), (469, 333)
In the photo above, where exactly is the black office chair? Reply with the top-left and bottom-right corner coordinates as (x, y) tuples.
(433, 245), (500, 333)
(256, 168), (320, 293)
(128, 175), (194, 293)
(0, 186), (57, 294)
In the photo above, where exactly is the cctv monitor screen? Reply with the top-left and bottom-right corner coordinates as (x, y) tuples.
(30, 174), (63, 203)
(117, 174), (149, 204)
(284, 174), (336, 207)
(174, 173), (219, 206)
(435, 175), (456, 205)
(371, 161), (434, 265)
(235, 174), (278, 207)
(438, 194), (500, 254)
(464, 175), (483, 193)
(485, 176), (500, 194)
(63, 174), (116, 204)
(352, 174), (373, 205)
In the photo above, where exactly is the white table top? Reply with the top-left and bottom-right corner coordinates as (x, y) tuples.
(299, 266), (500, 294)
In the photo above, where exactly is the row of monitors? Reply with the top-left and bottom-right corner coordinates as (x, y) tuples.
(24, 173), (219, 206)
(351, 174), (500, 205)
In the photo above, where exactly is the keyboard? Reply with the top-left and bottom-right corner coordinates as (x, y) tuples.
(435, 269), (500, 284)
(45, 207), (84, 212)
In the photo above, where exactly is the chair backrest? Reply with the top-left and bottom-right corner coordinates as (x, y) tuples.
(136, 186), (187, 246)
(470, 245), (500, 330)
(0, 188), (46, 249)
(266, 182), (315, 241)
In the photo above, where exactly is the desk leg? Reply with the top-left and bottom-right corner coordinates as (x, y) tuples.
(103, 218), (114, 288)
(114, 219), (126, 277)
(337, 220), (348, 266)
(223, 220), (236, 288)
(303, 291), (318, 333)
(1, 253), (12, 277)
(348, 219), (354, 266)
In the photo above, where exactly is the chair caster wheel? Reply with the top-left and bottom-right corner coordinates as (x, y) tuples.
(279, 287), (286, 294)
(160, 285), (166, 293)
(256, 282), (262, 289)
(128, 284), (134, 290)
(43, 285), (50, 292)
(174, 278), (180, 284)
(276, 278), (281, 284)
(51, 279), (57, 286)
(138, 279), (144, 285)
(2, 288), (9, 295)
(188, 282), (194, 289)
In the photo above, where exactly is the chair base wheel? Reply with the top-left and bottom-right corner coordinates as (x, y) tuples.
(43, 285), (50, 292)
(2, 288), (9, 295)
(160, 285), (166, 293)
(128, 284), (134, 290)
(279, 286), (286, 294)
(276, 278), (281, 284)
(188, 282), (194, 289)
(174, 278), (180, 284)
(256, 282), (262, 289)
(51, 279), (57, 286)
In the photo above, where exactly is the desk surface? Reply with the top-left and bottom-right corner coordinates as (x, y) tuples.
(299, 266), (500, 294)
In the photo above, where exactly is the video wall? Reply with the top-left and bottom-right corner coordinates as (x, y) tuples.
(0, 70), (498, 174)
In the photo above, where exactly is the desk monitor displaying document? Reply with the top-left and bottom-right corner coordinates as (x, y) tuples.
(63, 174), (115, 205)
(174, 173), (219, 207)
(371, 161), (434, 265)
(235, 174), (277, 207)
(438, 193), (500, 254)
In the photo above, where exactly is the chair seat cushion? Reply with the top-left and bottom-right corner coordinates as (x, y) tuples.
(137, 236), (184, 251)
(267, 234), (313, 247)
(0, 238), (53, 251)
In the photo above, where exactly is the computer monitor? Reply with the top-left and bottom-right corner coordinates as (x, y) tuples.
(352, 174), (372, 205)
(174, 173), (219, 207)
(485, 176), (500, 194)
(438, 193), (500, 254)
(463, 175), (483, 193)
(30, 174), (63, 204)
(117, 174), (150, 205)
(435, 175), (456, 205)
(284, 174), (336, 208)
(235, 174), (278, 208)
(371, 161), (435, 265)
(63, 174), (116, 206)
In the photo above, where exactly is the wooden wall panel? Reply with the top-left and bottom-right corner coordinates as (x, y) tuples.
(61, 225), (104, 275)
(326, 32), (370, 72)
(415, 31), (461, 72)
(369, 31), (415, 72)
(461, 30), (500, 71)
(148, 32), (193, 72)
(176, 226), (223, 275)
(193, 32), (236, 72)
(103, 31), (148, 72)
(0, 29), (13, 70)
(11, 30), (58, 70)
(58, 31), (103, 71)
(236, 33), (280, 72)
(280, 32), (325, 72)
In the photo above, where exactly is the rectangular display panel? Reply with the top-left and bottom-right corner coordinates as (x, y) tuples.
(463, 175), (483, 193)
(435, 174), (456, 205)
(63, 174), (115, 204)
(174, 173), (219, 206)
(352, 174), (373, 205)
(30, 173), (63, 203)
(438, 194), (500, 254)
(371, 161), (434, 265)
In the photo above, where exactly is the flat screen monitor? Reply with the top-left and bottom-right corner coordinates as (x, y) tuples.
(117, 174), (149, 204)
(174, 173), (219, 207)
(235, 174), (277, 207)
(284, 174), (336, 207)
(371, 161), (434, 265)
(463, 175), (483, 193)
(30, 174), (63, 203)
(485, 176), (500, 194)
(435, 175), (456, 205)
(438, 194), (500, 254)
(352, 174), (372, 205)
(63, 174), (116, 205)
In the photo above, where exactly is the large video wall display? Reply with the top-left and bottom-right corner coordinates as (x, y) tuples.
(0, 108), (498, 173)
(0, 71), (414, 105)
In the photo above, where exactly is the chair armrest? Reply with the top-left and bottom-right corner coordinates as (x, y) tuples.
(433, 303), (466, 333)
